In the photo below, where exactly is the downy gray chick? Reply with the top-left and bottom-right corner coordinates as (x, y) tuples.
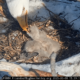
(27, 25), (60, 57)
(23, 40), (49, 61)
(20, 25), (61, 76)
(23, 25), (61, 61)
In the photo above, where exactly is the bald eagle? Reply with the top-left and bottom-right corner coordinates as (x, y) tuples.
(6, 0), (29, 32)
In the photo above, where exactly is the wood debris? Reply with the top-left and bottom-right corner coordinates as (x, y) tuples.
(0, 61), (64, 77)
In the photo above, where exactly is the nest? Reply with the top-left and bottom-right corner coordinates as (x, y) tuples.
(0, 1), (80, 63)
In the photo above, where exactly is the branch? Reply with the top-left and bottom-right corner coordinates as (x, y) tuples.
(0, 61), (64, 77)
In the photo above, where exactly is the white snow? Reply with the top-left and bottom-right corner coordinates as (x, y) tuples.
(0, 52), (80, 77)
(29, 0), (50, 21)
(19, 63), (31, 71)
(31, 64), (51, 72)
(0, 59), (7, 62)
(55, 52), (80, 76)
(29, 0), (80, 30)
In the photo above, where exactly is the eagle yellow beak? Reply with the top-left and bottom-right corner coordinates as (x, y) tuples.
(17, 11), (29, 32)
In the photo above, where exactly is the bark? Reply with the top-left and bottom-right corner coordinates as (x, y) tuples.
(0, 61), (63, 77)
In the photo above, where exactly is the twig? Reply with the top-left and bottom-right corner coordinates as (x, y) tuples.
(69, 16), (80, 24)
(42, 3), (66, 23)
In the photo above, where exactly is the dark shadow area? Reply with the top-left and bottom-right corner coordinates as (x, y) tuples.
(29, 68), (40, 77)
(0, 71), (11, 79)
(49, 12), (80, 62)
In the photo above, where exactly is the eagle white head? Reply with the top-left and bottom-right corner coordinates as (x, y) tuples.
(6, 0), (29, 32)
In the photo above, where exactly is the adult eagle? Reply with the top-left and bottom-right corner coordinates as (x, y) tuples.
(6, 0), (29, 32)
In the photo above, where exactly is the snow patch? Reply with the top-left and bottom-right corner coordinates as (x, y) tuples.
(29, 0), (80, 30)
